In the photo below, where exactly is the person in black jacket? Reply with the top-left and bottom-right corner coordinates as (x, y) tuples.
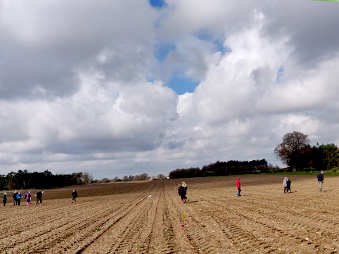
(287, 178), (291, 193)
(317, 171), (324, 192)
(179, 182), (187, 204)
(72, 189), (77, 203)
(13, 190), (17, 206)
(36, 191), (44, 205)
(3, 193), (7, 206)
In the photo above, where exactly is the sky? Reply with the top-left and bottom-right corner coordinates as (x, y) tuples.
(1, 0), (339, 179)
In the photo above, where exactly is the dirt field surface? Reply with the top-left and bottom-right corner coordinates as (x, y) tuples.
(1, 174), (339, 254)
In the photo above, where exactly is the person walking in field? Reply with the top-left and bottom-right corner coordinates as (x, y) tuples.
(236, 178), (241, 196)
(25, 191), (31, 206)
(36, 191), (44, 205)
(183, 182), (188, 202)
(317, 171), (324, 192)
(287, 178), (291, 193)
(179, 182), (187, 204)
(3, 193), (7, 206)
(283, 177), (288, 193)
(72, 189), (77, 203)
(13, 190), (17, 205)
(16, 191), (21, 206)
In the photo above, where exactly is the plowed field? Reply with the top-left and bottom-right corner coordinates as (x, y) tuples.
(1, 175), (339, 253)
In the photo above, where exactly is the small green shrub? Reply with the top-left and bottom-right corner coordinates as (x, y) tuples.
(303, 167), (315, 172)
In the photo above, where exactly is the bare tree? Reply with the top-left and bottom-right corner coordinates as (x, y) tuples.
(140, 173), (148, 180)
(133, 173), (148, 181)
(158, 174), (165, 180)
(133, 175), (141, 181)
(274, 131), (311, 170)
(81, 172), (93, 184)
(101, 178), (110, 183)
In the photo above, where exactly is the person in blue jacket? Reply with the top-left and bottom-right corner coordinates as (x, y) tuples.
(317, 171), (324, 192)
(16, 192), (22, 206)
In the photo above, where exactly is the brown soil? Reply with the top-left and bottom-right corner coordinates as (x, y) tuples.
(1, 175), (339, 253)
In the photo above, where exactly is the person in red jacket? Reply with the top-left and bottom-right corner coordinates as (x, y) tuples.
(236, 178), (241, 196)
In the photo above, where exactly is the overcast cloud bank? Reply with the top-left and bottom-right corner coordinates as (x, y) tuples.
(1, 0), (339, 178)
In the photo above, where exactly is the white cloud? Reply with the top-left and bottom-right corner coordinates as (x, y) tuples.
(0, 73), (178, 174)
(188, 11), (289, 124)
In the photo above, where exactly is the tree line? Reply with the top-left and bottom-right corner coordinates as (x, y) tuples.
(169, 159), (268, 179)
(0, 170), (93, 190)
(169, 131), (339, 179)
(274, 131), (339, 171)
(99, 173), (153, 183)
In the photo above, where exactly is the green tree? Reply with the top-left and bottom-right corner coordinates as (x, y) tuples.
(312, 143), (339, 171)
(323, 144), (339, 170)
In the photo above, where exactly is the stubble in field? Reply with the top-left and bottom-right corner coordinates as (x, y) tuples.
(1, 175), (339, 253)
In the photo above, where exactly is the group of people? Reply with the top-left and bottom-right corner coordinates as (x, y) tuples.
(282, 171), (325, 193)
(2, 190), (44, 206)
(177, 172), (325, 203)
(283, 177), (292, 193)
(2, 173), (328, 207)
(2, 189), (77, 207)
(177, 179), (242, 203)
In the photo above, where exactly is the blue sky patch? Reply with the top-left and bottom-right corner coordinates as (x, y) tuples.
(276, 66), (284, 83)
(154, 42), (176, 62)
(149, 0), (165, 8)
(195, 29), (227, 54)
(166, 75), (199, 95)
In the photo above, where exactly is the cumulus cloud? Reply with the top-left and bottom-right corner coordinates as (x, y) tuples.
(0, 76), (178, 173)
(170, 5), (339, 170)
(189, 12), (288, 123)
